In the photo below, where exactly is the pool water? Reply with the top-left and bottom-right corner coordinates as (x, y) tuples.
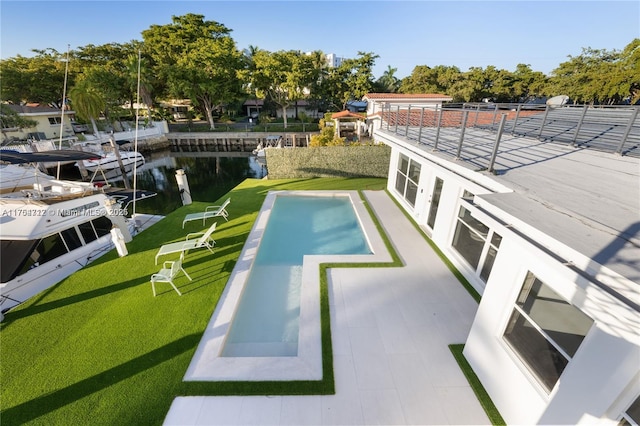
(221, 195), (372, 357)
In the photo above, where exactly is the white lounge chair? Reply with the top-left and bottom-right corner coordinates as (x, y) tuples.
(150, 253), (191, 296)
(155, 222), (217, 264)
(182, 198), (230, 228)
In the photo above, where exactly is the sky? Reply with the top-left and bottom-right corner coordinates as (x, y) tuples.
(1, 1), (638, 79)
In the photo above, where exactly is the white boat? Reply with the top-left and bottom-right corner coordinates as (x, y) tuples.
(0, 163), (53, 194)
(0, 149), (100, 192)
(252, 135), (283, 158)
(0, 170), (158, 313)
(74, 141), (145, 181)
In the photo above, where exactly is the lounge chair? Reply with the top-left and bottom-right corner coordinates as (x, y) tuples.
(182, 198), (230, 228)
(150, 253), (191, 296)
(155, 222), (217, 264)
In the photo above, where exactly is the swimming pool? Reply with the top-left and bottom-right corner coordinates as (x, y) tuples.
(221, 196), (372, 357)
(185, 190), (391, 381)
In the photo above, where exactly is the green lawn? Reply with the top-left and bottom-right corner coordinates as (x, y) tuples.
(0, 177), (387, 426)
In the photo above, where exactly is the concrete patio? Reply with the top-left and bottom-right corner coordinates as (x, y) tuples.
(163, 190), (490, 425)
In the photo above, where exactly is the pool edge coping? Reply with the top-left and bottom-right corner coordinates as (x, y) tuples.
(183, 190), (392, 382)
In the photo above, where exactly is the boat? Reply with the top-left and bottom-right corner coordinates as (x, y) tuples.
(73, 140), (145, 181)
(0, 149), (99, 193)
(0, 151), (158, 313)
(0, 163), (55, 195)
(252, 135), (283, 158)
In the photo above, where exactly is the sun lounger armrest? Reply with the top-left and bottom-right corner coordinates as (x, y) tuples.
(186, 231), (204, 240)
(163, 260), (175, 268)
(205, 205), (222, 212)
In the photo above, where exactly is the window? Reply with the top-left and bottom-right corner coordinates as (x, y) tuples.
(619, 395), (640, 425)
(503, 272), (593, 392)
(395, 154), (421, 207)
(480, 233), (502, 281)
(61, 228), (83, 251)
(78, 221), (99, 243)
(451, 204), (501, 283)
(48, 117), (63, 125)
(18, 233), (69, 275)
(92, 216), (112, 237)
(426, 177), (443, 229)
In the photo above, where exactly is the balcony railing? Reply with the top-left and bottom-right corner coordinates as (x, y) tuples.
(378, 103), (640, 162)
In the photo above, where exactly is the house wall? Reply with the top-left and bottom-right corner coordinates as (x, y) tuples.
(4, 114), (75, 141)
(379, 132), (640, 425)
(275, 105), (320, 119)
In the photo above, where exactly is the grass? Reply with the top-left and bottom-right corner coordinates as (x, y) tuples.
(1, 176), (503, 425)
(449, 345), (506, 425)
(0, 177), (388, 426)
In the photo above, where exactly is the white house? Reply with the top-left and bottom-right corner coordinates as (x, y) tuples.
(374, 103), (640, 425)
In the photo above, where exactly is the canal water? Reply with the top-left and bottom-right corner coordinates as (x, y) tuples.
(63, 149), (267, 216)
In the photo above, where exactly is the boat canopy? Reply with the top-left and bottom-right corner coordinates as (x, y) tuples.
(0, 150), (99, 164)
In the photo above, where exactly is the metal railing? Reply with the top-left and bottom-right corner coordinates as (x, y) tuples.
(378, 103), (640, 162)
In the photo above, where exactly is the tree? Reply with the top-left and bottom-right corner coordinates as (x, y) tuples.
(69, 77), (106, 136)
(398, 65), (461, 97)
(0, 49), (74, 106)
(125, 52), (155, 122)
(142, 14), (244, 129)
(547, 42), (640, 104)
(250, 50), (315, 128)
(321, 52), (379, 110)
(512, 64), (547, 102)
(375, 65), (401, 93)
(0, 104), (37, 144)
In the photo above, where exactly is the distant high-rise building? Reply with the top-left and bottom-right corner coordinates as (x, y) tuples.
(325, 53), (344, 68)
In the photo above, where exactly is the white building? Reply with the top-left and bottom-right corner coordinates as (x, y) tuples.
(374, 103), (640, 425)
(325, 53), (344, 68)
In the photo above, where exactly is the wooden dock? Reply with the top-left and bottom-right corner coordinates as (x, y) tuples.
(166, 132), (314, 153)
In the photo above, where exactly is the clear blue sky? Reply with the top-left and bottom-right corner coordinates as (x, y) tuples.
(1, 1), (638, 78)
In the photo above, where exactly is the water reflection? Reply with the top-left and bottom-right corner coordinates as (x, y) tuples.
(131, 150), (266, 215)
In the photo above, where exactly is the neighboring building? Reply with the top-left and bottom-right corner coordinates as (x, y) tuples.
(243, 99), (321, 120)
(243, 99), (263, 119)
(363, 93), (453, 131)
(1, 104), (78, 143)
(374, 103), (640, 425)
(159, 99), (193, 120)
(325, 53), (344, 68)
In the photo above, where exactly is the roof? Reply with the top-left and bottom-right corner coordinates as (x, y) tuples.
(364, 93), (453, 101)
(331, 110), (365, 119)
(375, 105), (640, 294)
(242, 99), (312, 107)
(4, 104), (73, 115)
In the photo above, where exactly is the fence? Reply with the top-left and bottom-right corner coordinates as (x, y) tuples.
(379, 103), (640, 159)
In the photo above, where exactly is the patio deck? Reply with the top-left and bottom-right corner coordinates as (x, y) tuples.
(164, 190), (490, 425)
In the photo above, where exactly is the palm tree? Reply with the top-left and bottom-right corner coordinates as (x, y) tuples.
(69, 79), (105, 136)
(377, 65), (400, 93)
(126, 53), (154, 123)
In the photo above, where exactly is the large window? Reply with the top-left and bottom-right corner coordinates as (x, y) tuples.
(395, 154), (420, 207)
(451, 204), (502, 283)
(503, 272), (593, 392)
(620, 395), (640, 425)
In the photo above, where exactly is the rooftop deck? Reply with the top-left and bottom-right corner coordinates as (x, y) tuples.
(376, 103), (640, 290)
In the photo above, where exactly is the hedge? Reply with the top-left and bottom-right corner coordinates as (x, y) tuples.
(265, 145), (391, 179)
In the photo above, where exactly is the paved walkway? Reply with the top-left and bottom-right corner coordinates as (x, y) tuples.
(163, 190), (490, 425)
